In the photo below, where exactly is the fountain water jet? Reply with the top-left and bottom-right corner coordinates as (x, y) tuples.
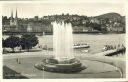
(35, 21), (85, 73)
(53, 21), (74, 61)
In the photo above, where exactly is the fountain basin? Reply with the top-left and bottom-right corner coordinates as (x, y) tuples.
(35, 58), (86, 73)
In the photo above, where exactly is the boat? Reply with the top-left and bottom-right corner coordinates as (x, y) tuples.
(74, 43), (90, 49)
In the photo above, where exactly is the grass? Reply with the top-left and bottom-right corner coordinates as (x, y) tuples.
(3, 65), (28, 79)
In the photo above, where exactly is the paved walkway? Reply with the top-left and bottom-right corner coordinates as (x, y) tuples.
(3, 50), (126, 78)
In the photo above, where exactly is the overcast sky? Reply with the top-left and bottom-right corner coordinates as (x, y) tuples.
(2, 1), (125, 18)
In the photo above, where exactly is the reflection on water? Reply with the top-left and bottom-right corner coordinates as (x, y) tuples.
(37, 34), (125, 54)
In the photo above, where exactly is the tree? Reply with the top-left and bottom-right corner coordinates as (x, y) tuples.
(2, 38), (6, 53)
(20, 34), (38, 52)
(2, 38), (5, 48)
(90, 22), (102, 31)
(4, 36), (20, 52)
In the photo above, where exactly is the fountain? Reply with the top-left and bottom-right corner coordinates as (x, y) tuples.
(53, 21), (74, 61)
(35, 21), (85, 73)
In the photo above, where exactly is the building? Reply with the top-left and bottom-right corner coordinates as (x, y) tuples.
(10, 10), (18, 26)
(7, 9), (19, 32)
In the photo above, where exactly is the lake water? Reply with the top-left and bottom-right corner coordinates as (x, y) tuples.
(37, 34), (125, 54)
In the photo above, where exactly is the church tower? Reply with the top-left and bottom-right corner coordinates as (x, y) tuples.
(14, 9), (18, 26)
(11, 10), (13, 20)
(10, 9), (19, 32)
(10, 10), (14, 26)
(10, 9), (18, 26)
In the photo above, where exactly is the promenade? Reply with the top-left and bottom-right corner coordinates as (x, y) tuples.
(3, 49), (126, 78)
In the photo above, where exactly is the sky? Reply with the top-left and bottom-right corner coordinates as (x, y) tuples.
(2, 1), (125, 18)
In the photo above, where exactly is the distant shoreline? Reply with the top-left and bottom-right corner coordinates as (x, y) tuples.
(2, 31), (125, 35)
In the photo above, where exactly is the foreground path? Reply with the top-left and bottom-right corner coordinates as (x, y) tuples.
(3, 50), (125, 78)
(77, 55), (125, 78)
(3, 57), (120, 78)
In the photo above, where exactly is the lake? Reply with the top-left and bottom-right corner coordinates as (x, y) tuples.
(37, 34), (125, 54)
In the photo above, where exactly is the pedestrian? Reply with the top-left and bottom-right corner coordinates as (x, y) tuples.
(16, 58), (21, 64)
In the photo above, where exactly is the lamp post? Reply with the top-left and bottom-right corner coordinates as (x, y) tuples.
(42, 66), (44, 79)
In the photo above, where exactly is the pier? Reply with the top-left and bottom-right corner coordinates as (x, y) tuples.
(95, 47), (125, 56)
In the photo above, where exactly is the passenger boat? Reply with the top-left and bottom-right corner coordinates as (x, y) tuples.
(74, 43), (90, 49)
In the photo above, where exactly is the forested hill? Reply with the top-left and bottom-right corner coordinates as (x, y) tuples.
(94, 12), (123, 19)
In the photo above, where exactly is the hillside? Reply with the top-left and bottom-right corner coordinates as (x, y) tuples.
(94, 13), (123, 19)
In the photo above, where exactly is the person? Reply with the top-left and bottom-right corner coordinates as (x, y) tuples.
(16, 58), (21, 64)
(19, 45), (22, 52)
